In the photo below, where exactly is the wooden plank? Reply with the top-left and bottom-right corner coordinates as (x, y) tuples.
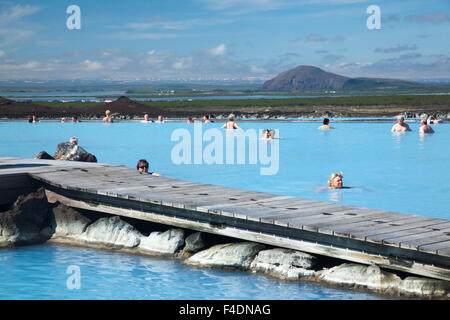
(310, 209), (392, 229)
(358, 216), (446, 237)
(311, 216), (397, 238)
(419, 240), (450, 257)
(264, 204), (353, 220)
(237, 201), (340, 219)
(382, 229), (450, 249)
(202, 196), (300, 212)
(308, 211), (406, 238)
(254, 198), (321, 210)
(370, 225), (450, 244)
(275, 205), (374, 226)
(332, 214), (433, 235)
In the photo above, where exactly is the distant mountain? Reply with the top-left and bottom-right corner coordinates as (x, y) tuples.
(261, 66), (349, 91)
(261, 65), (431, 91)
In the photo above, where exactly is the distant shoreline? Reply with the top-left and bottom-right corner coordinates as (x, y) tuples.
(1, 94), (449, 120)
(0, 118), (441, 123)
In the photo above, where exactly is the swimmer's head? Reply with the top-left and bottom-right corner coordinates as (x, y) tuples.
(396, 115), (404, 123)
(228, 114), (234, 121)
(137, 159), (149, 173)
(328, 172), (343, 189)
(323, 118), (330, 125)
(70, 136), (78, 145)
(105, 110), (111, 116)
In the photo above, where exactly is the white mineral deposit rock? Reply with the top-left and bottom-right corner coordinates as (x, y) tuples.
(184, 242), (265, 269)
(78, 216), (141, 248)
(249, 248), (317, 280)
(139, 229), (185, 255)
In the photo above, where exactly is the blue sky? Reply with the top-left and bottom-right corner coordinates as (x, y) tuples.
(0, 0), (449, 81)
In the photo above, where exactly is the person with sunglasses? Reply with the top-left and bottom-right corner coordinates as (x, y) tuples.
(136, 159), (161, 176)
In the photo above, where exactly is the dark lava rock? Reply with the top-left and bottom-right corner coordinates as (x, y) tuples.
(0, 187), (52, 247)
(53, 142), (97, 162)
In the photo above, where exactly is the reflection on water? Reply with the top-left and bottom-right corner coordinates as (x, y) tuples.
(1, 121), (449, 219)
(419, 132), (432, 145)
(328, 190), (343, 202)
(0, 244), (382, 300)
(391, 131), (406, 144)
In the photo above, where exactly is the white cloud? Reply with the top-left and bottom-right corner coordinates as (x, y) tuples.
(126, 18), (233, 31)
(304, 34), (345, 43)
(208, 44), (227, 56)
(82, 60), (103, 71)
(250, 65), (267, 73)
(406, 11), (450, 24)
(123, 32), (178, 39)
(0, 4), (40, 43)
(306, 0), (368, 4)
(0, 61), (40, 72)
(172, 56), (194, 69)
(0, 28), (35, 42)
(0, 4), (40, 24)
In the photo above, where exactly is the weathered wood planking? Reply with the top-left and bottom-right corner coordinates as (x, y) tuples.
(1, 156), (450, 281)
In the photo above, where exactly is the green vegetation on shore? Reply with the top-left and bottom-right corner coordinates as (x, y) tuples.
(33, 94), (450, 110)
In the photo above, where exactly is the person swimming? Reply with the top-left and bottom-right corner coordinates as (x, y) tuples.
(315, 172), (351, 193)
(419, 118), (435, 134)
(141, 113), (153, 123)
(391, 115), (411, 132)
(156, 115), (164, 123)
(221, 114), (242, 129)
(136, 159), (161, 176)
(103, 110), (113, 123)
(429, 115), (442, 124)
(327, 172), (351, 189)
(203, 115), (212, 123)
(261, 129), (275, 140)
(69, 137), (78, 145)
(317, 118), (334, 130)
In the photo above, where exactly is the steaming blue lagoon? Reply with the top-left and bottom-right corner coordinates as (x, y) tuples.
(0, 120), (448, 299)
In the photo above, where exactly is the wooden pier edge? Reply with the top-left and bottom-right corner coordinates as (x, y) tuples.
(1, 156), (449, 282)
(45, 189), (450, 281)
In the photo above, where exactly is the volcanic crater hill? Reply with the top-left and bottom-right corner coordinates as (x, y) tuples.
(261, 65), (427, 91)
(262, 65), (350, 91)
(88, 96), (165, 117)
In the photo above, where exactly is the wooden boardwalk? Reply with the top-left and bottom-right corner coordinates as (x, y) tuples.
(1, 156), (449, 281)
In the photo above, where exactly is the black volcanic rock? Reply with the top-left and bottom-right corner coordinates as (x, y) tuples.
(262, 65), (350, 91)
(89, 96), (164, 116)
(53, 142), (97, 162)
(0, 188), (52, 247)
